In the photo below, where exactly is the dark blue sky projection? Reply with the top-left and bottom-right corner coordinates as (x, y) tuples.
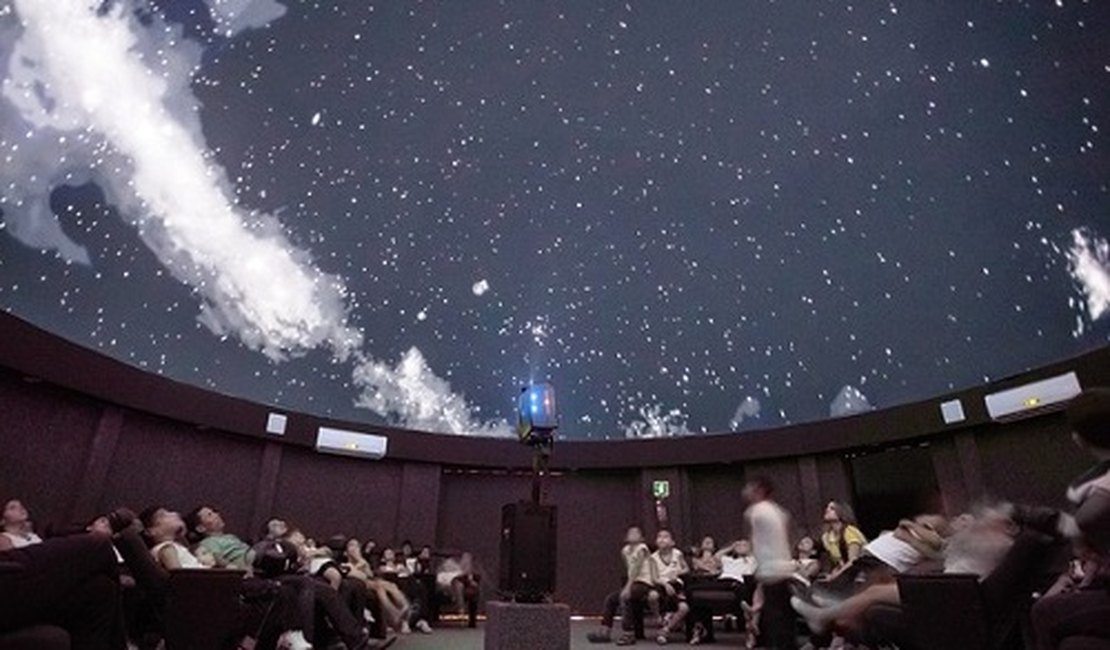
(0, 1), (1107, 438)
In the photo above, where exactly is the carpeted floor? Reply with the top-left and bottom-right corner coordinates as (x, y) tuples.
(382, 619), (754, 649)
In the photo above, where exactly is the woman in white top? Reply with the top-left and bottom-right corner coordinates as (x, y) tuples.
(0, 499), (43, 551)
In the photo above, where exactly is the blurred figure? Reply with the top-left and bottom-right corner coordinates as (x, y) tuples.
(743, 476), (797, 650)
(1032, 388), (1110, 650)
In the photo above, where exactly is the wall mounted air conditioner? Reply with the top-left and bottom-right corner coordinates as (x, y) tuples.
(984, 371), (1081, 422)
(315, 426), (388, 460)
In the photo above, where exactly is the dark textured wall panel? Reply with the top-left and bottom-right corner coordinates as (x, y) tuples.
(975, 416), (1090, 509)
(689, 464), (748, 545)
(100, 411), (262, 533)
(271, 446), (403, 545)
(0, 374), (100, 530)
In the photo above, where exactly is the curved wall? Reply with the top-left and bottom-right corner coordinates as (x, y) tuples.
(0, 311), (1107, 612)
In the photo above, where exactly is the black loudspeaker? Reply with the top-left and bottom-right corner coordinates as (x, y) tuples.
(499, 501), (557, 601)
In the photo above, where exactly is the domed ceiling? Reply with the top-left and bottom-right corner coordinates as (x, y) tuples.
(1, 0), (1107, 438)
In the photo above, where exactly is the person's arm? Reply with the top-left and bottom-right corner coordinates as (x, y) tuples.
(0, 535), (12, 552)
(714, 542), (737, 559)
(321, 565), (343, 590)
(844, 526), (866, 562)
(157, 544), (183, 570)
(1074, 488), (1110, 551)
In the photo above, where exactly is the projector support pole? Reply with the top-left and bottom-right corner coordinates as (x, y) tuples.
(531, 439), (552, 504)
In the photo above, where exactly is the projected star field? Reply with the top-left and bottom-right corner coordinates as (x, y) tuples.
(0, 0), (1108, 438)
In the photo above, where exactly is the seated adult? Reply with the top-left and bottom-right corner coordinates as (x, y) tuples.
(184, 505), (251, 570)
(141, 506), (393, 650)
(791, 503), (1015, 637)
(1031, 388), (1110, 649)
(344, 537), (431, 635)
(588, 526), (655, 645)
(0, 530), (126, 649)
(820, 500), (867, 576)
(650, 529), (691, 645)
(814, 513), (949, 601)
(0, 499), (43, 551)
(282, 528), (388, 645)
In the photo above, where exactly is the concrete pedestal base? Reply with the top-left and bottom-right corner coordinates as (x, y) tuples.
(484, 601), (570, 650)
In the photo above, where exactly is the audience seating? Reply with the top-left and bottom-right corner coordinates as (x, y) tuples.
(0, 559), (70, 650)
(861, 529), (1055, 650)
(684, 577), (749, 643)
(0, 625), (70, 650)
(162, 568), (245, 650)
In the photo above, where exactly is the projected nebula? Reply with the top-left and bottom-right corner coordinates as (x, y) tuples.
(0, 1), (1107, 438)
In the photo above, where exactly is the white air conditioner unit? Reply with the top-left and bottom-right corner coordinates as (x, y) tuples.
(315, 426), (388, 460)
(984, 371), (1082, 422)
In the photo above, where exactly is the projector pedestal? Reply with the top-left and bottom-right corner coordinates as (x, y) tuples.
(483, 601), (570, 650)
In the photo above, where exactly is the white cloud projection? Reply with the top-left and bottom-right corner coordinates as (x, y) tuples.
(623, 403), (691, 438)
(729, 396), (762, 430)
(1066, 227), (1110, 334)
(829, 384), (872, 418)
(0, 1), (508, 436)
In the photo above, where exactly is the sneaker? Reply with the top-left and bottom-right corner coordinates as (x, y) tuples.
(415, 620), (433, 634)
(277, 630), (312, 650)
(656, 633), (669, 645)
(587, 630), (613, 644)
(400, 621), (411, 635)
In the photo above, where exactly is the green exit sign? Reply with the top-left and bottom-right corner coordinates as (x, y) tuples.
(652, 480), (670, 499)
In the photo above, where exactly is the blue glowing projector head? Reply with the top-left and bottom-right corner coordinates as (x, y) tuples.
(518, 383), (558, 441)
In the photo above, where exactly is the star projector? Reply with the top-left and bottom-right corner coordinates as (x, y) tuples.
(517, 382), (558, 447)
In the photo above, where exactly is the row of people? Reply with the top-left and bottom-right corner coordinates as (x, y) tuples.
(0, 497), (484, 649)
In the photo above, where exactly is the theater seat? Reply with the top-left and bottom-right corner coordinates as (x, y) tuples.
(0, 625), (70, 650)
(898, 573), (990, 649)
(163, 568), (245, 650)
(1059, 638), (1110, 650)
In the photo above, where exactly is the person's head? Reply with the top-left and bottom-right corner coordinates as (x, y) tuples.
(185, 505), (225, 539)
(401, 540), (414, 556)
(742, 476), (774, 504)
(655, 529), (675, 551)
(2, 499), (29, 530)
(418, 545), (432, 560)
(363, 539), (377, 556)
(823, 500), (857, 532)
(140, 505), (185, 543)
(382, 547), (396, 562)
(345, 538), (363, 562)
(86, 515), (113, 537)
(1068, 388), (1110, 457)
(734, 539), (753, 556)
(796, 536), (816, 557)
(263, 518), (288, 540)
(699, 536), (716, 554)
(624, 526), (644, 545)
